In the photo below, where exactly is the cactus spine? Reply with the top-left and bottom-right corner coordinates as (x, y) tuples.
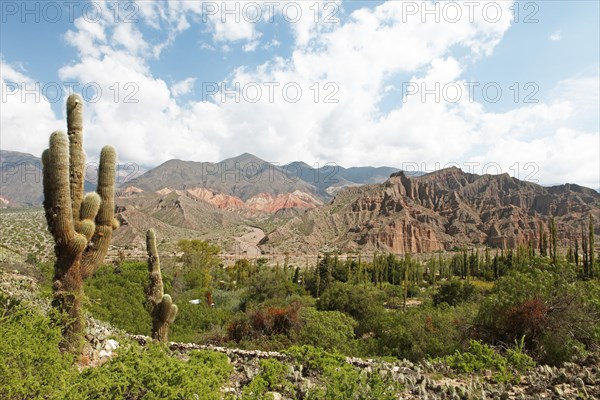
(146, 229), (178, 342)
(42, 94), (119, 352)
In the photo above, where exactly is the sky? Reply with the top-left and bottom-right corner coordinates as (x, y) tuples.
(1, 0), (599, 188)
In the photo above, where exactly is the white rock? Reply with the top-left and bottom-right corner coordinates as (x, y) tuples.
(105, 339), (119, 351)
(99, 349), (112, 358)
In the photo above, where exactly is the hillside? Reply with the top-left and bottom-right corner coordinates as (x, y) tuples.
(0, 150), (136, 207)
(262, 167), (600, 253)
(0, 150), (43, 206)
(124, 153), (400, 200)
(113, 191), (247, 250)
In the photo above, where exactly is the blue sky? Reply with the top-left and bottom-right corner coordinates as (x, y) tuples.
(1, 0), (599, 188)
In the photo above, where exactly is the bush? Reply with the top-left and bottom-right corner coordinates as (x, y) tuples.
(441, 339), (535, 383)
(476, 269), (600, 365)
(227, 302), (303, 347)
(298, 308), (357, 353)
(243, 268), (306, 307)
(317, 282), (385, 335)
(242, 359), (295, 399)
(68, 344), (232, 399)
(433, 279), (476, 306)
(285, 345), (402, 399)
(0, 295), (75, 399)
(169, 290), (234, 343)
(370, 303), (476, 361)
(84, 262), (151, 335)
(0, 292), (233, 400)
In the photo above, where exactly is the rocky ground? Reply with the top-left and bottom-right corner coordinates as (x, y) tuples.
(1, 265), (598, 399)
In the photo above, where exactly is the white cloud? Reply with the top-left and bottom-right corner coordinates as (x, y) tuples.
(171, 77), (196, 97)
(0, 59), (62, 156)
(3, 0), (598, 189)
(549, 30), (562, 41)
(242, 40), (260, 52)
(477, 128), (599, 188)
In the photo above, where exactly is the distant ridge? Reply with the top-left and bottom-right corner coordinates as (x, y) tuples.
(261, 167), (600, 254)
(123, 153), (403, 201)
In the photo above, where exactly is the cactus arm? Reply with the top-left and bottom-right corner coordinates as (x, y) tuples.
(146, 229), (177, 342)
(81, 145), (117, 278)
(77, 193), (100, 241)
(42, 149), (54, 232)
(67, 94), (86, 226)
(146, 229), (164, 304)
(44, 131), (78, 247)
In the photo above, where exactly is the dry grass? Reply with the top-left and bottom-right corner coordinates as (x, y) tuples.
(0, 208), (53, 263)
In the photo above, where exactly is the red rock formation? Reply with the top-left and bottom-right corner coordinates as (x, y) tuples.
(263, 168), (600, 254)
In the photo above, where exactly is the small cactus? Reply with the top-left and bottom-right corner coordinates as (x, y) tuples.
(42, 94), (119, 352)
(146, 229), (178, 342)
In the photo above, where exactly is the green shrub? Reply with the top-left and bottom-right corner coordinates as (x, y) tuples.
(476, 269), (600, 365)
(441, 339), (535, 383)
(67, 344), (232, 400)
(433, 279), (476, 306)
(505, 336), (536, 372)
(444, 340), (506, 373)
(242, 359), (295, 399)
(170, 291), (234, 343)
(243, 268), (306, 307)
(84, 262), (151, 335)
(370, 303), (476, 361)
(317, 282), (385, 335)
(298, 308), (357, 354)
(0, 295), (75, 400)
(285, 345), (402, 399)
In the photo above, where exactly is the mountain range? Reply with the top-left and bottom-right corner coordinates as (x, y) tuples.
(261, 168), (600, 253)
(0, 150), (400, 210)
(2, 149), (597, 255)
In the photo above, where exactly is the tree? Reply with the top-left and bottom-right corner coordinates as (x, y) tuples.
(177, 239), (221, 290)
(42, 94), (119, 352)
(550, 218), (557, 265)
(539, 221), (547, 257)
(433, 279), (476, 306)
(582, 226), (589, 277)
(233, 258), (251, 284)
(589, 215), (595, 278)
(317, 282), (384, 335)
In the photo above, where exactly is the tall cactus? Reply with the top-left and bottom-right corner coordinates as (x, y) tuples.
(42, 94), (119, 352)
(146, 229), (178, 342)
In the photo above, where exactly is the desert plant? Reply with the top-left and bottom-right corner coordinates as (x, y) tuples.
(41, 94), (119, 352)
(146, 229), (178, 342)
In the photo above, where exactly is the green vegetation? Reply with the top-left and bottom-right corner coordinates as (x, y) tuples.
(85, 262), (151, 336)
(441, 338), (535, 383)
(432, 278), (476, 306)
(69, 346), (231, 400)
(241, 358), (295, 399)
(0, 294), (74, 399)
(284, 345), (403, 399)
(79, 238), (599, 367)
(0, 293), (231, 400)
(2, 211), (598, 397)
